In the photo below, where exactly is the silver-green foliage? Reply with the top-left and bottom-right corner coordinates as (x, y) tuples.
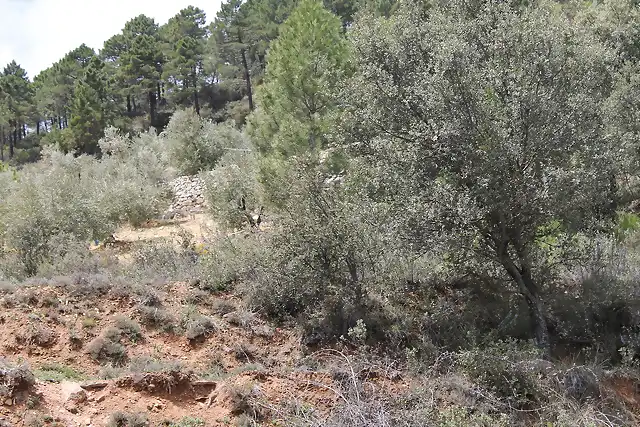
(241, 158), (404, 340)
(0, 130), (171, 277)
(161, 108), (248, 175)
(341, 0), (616, 352)
(201, 148), (262, 231)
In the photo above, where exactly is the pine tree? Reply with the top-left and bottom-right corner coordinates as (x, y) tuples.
(1, 61), (33, 158)
(68, 56), (112, 154)
(162, 6), (208, 114)
(251, 0), (349, 156)
(119, 15), (165, 128)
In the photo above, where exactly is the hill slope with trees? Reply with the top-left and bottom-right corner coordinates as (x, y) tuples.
(2, 0), (640, 425)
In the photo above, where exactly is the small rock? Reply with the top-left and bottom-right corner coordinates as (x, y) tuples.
(70, 390), (87, 404)
(80, 381), (108, 391)
(3, 398), (12, 406)
(146, 400), (164, 411)
(64, 388), (88, 414)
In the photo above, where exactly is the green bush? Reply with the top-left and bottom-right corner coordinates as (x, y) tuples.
(0, 135), (171, 278)
(114, 316), (143, 343)
(240, 158), (410, 344)
(198, 234), (263, 292)
(457, 340), (549, 410)
(107, 412), (148, 427)
(161, 109), (249, 175)
(184, 316), (218, 343)
(201, 150), (263, 231)
(86, 328), (128, 365)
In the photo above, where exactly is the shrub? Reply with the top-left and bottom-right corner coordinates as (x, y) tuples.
(127, 356), (185, 374)
(224, 310), (256, 328)
(201, 150), (262, 230)
(0, 359), (35, 399)
(86, 329), (127, 365)
(0, 137), (171, 278)
(227, 382), (264, 419)
(34, 363), (85, 382)
(212, 299), (237, 315)
(114, 316), (143, 343)
(198, 234), (261, 292)
(457, 340), (550, 410)
(15, 323), (57, 348)
(550, 237), (640, 362)
(136, 306), (177, 333)
(184, 316), (218, 343)
(161, 109), (249, 175)
(241, 159), (407, 345)
(128, 242), (201, 285)
(106, 412), (148, 427)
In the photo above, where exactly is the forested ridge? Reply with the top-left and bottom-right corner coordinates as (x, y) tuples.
(0, 0), (393, 162)
(1, 0), (640, 425)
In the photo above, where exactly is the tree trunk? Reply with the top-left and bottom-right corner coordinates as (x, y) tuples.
(501, 256), (551, 359)
(520, 267), (551, 357)
(193, 73), (200, 115)
(36, 121), (40, 136)
(606, 170), (618, 220)
(132, 96), (137, 112)
(1, 126), (4, 161)
(10, 123), (16, 159)
(58, 116), (62, 130)
(63, 116), (68, 129)
(126, 95), (132, 113)
(239, 45), (254, 111)
(157, 82), (162, 104)
(23, 123), (27, 138)
(148, 90), (157, 129)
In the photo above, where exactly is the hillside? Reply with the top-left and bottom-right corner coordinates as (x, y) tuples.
(2, 0), (640, 426)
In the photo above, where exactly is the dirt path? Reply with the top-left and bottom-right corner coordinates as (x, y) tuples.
(114, 214), (217, 246)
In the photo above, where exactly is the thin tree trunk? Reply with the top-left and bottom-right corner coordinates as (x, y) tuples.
(501, 256), (551, 358)
(193, 73), (200, 115)
(238, 33), (254, 111)
(36, 121), (40, 136)
(157, 82), (162, 104)
(126, 95), (132, 113)
(58, 116), (62, 130)
(1, 126), (4, 161)
(148, 90), (157, 129)
(10, 122), (16, 158)
(23, 123), (26, 138)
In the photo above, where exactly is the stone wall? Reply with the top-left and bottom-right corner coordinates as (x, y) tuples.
(165, 175), (206, 218)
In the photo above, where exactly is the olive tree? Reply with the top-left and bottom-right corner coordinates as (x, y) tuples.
(341, 0), (615, 355)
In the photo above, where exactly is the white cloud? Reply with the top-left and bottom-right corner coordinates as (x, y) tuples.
(0, 0), (222, 79)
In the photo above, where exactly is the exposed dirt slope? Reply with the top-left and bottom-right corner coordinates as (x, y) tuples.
(0, 277), (369, 426)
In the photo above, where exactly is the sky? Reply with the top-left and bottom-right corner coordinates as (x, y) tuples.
(0, 0), (222, 79)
